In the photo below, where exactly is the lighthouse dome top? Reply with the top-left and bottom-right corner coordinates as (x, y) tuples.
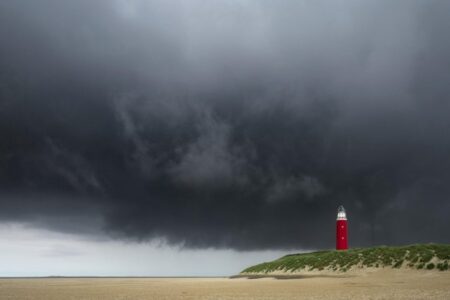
(337, 205), (347, 220)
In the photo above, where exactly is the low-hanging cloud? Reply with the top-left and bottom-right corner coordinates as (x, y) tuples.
(0, 0), (449, 250)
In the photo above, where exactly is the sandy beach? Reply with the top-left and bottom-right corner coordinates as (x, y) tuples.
(0, 269), (449, 300)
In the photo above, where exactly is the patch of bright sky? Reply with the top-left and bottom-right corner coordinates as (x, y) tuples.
(0, 223), (294, 277)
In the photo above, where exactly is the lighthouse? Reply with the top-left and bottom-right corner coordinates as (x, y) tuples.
(336, 205), (348, 250)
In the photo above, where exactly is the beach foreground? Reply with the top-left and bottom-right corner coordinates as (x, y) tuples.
(0, 270), (449, 300)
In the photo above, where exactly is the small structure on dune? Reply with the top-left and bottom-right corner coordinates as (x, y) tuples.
(336, 205), (348, 250)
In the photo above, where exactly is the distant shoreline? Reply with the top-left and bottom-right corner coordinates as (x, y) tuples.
(0, 276), (229, 279)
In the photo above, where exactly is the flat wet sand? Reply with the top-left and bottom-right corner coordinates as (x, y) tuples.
(0, 270), (449, 299)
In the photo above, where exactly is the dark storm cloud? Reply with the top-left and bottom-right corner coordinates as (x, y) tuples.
(1, 0), (450, 250)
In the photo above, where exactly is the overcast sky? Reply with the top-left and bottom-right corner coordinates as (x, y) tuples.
(1, 0), (450, 276)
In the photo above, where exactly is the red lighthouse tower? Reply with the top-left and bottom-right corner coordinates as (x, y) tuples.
(336, 205), (348, 250)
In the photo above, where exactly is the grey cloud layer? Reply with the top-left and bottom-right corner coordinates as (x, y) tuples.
(0, 0), (449, 249)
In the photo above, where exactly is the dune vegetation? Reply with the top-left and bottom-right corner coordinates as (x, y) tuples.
(242, 244), (450, 274)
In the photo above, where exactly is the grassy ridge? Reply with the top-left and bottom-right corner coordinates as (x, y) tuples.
(242, 244), (450, 274)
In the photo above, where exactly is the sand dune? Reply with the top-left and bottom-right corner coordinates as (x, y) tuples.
(0, 269), (449, 300)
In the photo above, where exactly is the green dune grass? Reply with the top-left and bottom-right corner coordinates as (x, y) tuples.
(242, 244), (450, 274)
